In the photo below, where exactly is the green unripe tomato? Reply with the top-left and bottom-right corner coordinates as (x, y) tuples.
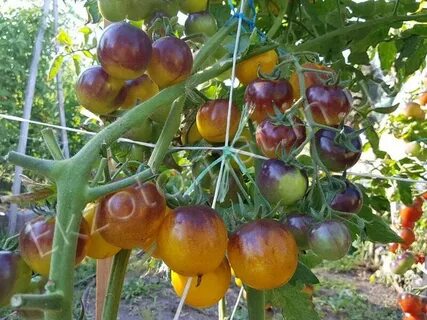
(178, 0), (208, 13)
(98, 0), (157, 22)
(185, 12), (218, 39)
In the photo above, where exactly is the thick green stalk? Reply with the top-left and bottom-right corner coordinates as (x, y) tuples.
(102, 250), (131, 320)
(41, 129), (65, 160)
(246, 287), (265, 320)
(11, 294), (63, 311)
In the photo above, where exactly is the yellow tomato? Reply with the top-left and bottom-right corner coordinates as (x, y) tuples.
(83, 203), (121, 260)
(236, 50), (279, 85)
(171, 259), (231, 308)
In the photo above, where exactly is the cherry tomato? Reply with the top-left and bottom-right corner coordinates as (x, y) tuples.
(147, 36), (193, 88)
(157, 205), (228, 276)
(83, 203), (121, 260)
(255, 117), (306, 158)
(306, 85), (352, 126)
(196, 99), (241, 143)
(419, 92), (427, 106)
(228, 219), (298, 290)
(98, 22), (152, 80)
(413, 197), (424, 212)
(171, 259), (231, 308)
(0, 251), (32, 306)
(402, 102), (425, 121)
(400, 228), (416, 250)
(75, 66), (123, 115)
(403, 314), (427, 320)
(308, 220), (352, 261)
(415, 253), (425, 264)
(236, 50), (279, 85)
(178, 0), (208, 13)
(257, 159), (308, 206)
(95, 182), (167, 249)
(390, 252), (415, 275)
(124, 118), (154, 142)
(389, 243), (399, 253)
(181, 120), (203, 145)
(282, 214), (315, 250)
(399, 293), (423, 315)
(313, 126), (362, 172)
(329, 180), (363, 214)
(400, 206), (422, 228)
(244, 78), (293, 123)
(185, 12), (218, 39)
(290, 63), (334, 100)
(98, 0), (155, 22)
(116, 74), (159, 109)
(19, 216), (89, 277)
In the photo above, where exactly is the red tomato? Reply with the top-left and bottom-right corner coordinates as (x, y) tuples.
(415, 253), (426, 264)
(399, 293), (423, 315)
(400, 228), (416, 250)
(400, 206), (422, 228)
(389, 243), (399, 253)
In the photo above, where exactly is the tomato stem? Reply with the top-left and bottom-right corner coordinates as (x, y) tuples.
(41, 129), (65, 160)
(246, 287), (265, 320)
(11, 293), (63, 311)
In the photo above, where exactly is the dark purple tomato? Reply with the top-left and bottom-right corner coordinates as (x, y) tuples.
(244, 79), (293, 123)
(313, 126), (362, 172)
(282, 214), (315, 250)
(306, 85), (351, 126)
(184, 12), (218, 38)
(0, 251), (32, 306)
(75, 66), (123, 115)
(98, 22), (152, 80)
(147, 36), (193, 88)
(390, 252), (415, 275)
(330, 180), (363, 214)
(256, 117), (306, 158)
(257, 159), (308, 206)
(308, 220), (352, 260)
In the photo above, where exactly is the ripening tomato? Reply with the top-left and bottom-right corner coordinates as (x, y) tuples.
(244, 79), (294, 123)
(75, 66), (123, 115)
(282, 214), (315, 250)
(0, 251), (32, 306)
(402, 102), (425, 121)
(256, 117), (306, 158)
(196, 99), (241, 143)
(329, 180), (363, 214)
(19, 216), (90, 277)
(415, 253), (425, 264)
(306, 85), (352, 126)
(400, 206), (422, 228)
(390, 252), (415, 275)
(98, 22), (152, 80)
(83, 203), (121, 260)
(147, 36), (193, 88)
(171, 259), (231, 308)
(389, 243), (399, 253)
(236, 50), (279, 85)
(313, 126), (362, 172)
(116, 74), (159, 109)
(95, 182), (167, 249)
(400, 228), (416, 250)
(257, 159), (308, 206)
(157, 205), (228, 276)
(403, 314), (427, 320)
(309, 220), (352, 261)
(181, 120), (203, 145)
(419, 92), (427, 106)
(178, 0), (208, 13)
(290, 63), (334, 100)
(399, 293), (423, 315)
(228, 219), (298, 290)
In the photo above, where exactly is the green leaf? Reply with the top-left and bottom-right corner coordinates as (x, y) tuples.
(378, 41), (397, 70)
(348, 51), (370, 65)
(56, 29), (73, 46)
(369, 195), (390, 213)
(85, 0), (102, 24)
(397, 180), (413, 206)
(289, 262), (319, 286)
(47, 55), (64, 81)
(358, 205), (401, 243)
(266, 284), (320, 320)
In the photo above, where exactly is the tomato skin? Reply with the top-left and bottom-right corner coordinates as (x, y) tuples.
(98, 22), (152, 80)
(157, 205), (228, 276)
(75, 66), (123, 115)
(98, 0), (155, 22)
(309, 220), (352, 261)
(124, 118), (153, 143)
(147, 36), (193, 88)
(290, 63), (333, 100)
(196, 99), (241, 143)
(255, 117), (306, 158)
(313, 126), (362, 172)
(0, 251), (32, 306)
(185, 12), (218, 39)
(402, 102), (425, 120)
(178, 0), (208, 13)
(83, 203), (121, 260)
(19, 216), (89, 277)
(399, 293), (423, 315)
(400, 228), (416, 250)
(171, 259), (231, 308)
(282, 214), (315, 250)
(400, 206), (423, 227)
(116, 74), (159, 109)
(403, 314), (427, 320)
(95, 182), (166, 249)
(257, 159), (308, 206)
(390, 252), (415, 275)
(227, 219), (298, 290)
(244, 79), (294, 123)
(236, 50), (279, 85)
(329, 180), (363, 214)
(306, 85), (351, 126)
(181, 120), (203, 145)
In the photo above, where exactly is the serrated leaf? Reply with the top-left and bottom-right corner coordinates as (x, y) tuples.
(56, 29), (73, 46)
(397, 180), (413, 206)
(47, 55), (64, 81)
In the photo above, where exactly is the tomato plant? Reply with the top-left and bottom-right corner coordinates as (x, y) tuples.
(236, 50), (278, 85)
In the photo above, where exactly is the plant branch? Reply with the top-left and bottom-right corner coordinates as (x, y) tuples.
(42, 128), (64, 160)
(246, 287), (265, 320)
(7, 151), (59, 180)
(11, 293), (63, 311)
(267, 1), (288, 38)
